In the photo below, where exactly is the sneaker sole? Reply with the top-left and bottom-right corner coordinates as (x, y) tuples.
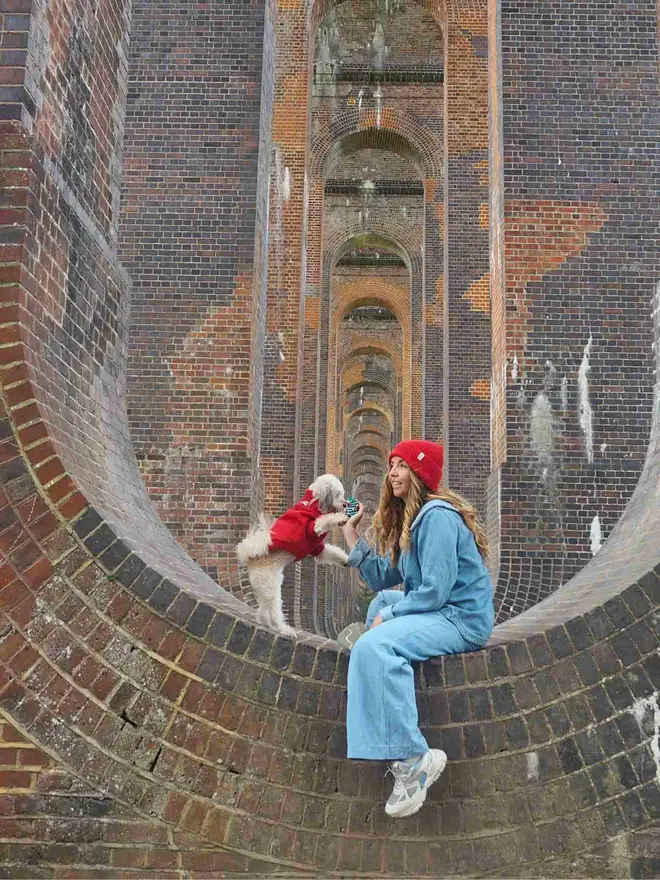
(385, 750), (448, 819)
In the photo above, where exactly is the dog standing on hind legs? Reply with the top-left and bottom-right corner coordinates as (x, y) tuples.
(236, 474), (350, 637)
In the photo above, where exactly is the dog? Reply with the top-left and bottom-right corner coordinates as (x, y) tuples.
(236, 475), (350, 636)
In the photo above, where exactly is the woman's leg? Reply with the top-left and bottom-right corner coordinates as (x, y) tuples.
(347, 612), (471, 760)
(364, 589), (404, 628)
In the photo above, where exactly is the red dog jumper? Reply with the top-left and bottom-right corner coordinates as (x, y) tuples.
(269, 489), (329, 561)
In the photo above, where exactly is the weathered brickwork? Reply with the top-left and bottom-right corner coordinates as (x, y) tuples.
(490, 0), (660, 621)
(121, 0), (276, 586)
(0, 0), (659, 875)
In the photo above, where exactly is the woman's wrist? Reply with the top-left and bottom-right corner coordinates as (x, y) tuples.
(342, 526), (360, 551)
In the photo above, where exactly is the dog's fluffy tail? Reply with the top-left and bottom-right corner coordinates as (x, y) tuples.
(236, 515), (273, 566)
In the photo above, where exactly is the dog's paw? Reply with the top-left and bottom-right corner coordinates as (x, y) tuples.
(277, 624), (297, 639)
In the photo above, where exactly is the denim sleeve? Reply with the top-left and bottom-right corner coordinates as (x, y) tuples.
(346, 538), (403, 592)
(379, 510), (458, 621)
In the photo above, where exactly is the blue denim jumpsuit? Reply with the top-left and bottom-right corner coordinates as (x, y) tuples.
(346, 500), (495, 760)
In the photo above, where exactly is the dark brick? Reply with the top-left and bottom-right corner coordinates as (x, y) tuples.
(313, 648), (337, 682)
(504, 716), (528, 750)
(292, 643), (315, 676)
(593, 721), (624, 761)
(604, 676), (634, 711)
(622, 584), (652, 618)
(131, 567), (161, 600)
(73, 508), (102, 539)
(271, 636), (294, 671)
(469, 687), (492, 721)
(638, 781), (660, 819)
(573, 652), (601, 686)
(533, 669), (561, 702)
(506, 641), (533, 674)
(611, 630), (641, 667)
(527, 710), (552, 744)
(166, 592), (195, 627)
(207, 613), (234, 648)
(568, 771), (597, 807)
(586, 685), (614, 722)
(628, 620), (658, 654)
(247, 628), (275, 663)
(443, 654), (466, 686)
(620, 790), (647, 828)
(464, 650), (488, 682)
(547, 625), (573, 659)
(638, 569), (660, 603)
(463, 724), (486, 758)
(115, 554), (146, 588)
(526, 633), (552, 667)
(481, 721), (506, 755)
(603, 595), (635, 629)
(198, 648), (223, 682)
(565, 617), (593, 651)
(448, 689), (470, 723)
(98, 540), (131, 571)
(227, 620), (253, 655)
(186, 603), (214, 638)
(491, 683), (516, 716)
(148, 579), (178, 613)
(486, 646), (509, 679)
(585, 606), (615, 641)
(83, 524), (115, 555)
(615, 712), (645, 748)
(574, 729), (605, 766)
(598, 801), (627, 836)
(544, 703), (571, 737)
(557, 737), (583, 774)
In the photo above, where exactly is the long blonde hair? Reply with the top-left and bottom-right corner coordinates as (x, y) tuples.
(369, 470), (489, 566)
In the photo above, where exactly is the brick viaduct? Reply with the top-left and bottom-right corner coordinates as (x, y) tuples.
(0, 0), (659, 875)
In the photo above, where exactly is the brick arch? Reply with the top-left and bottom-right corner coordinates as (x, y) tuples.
(334, 277), (410, 327)
(339, 339), (403, 375)
(312, 118), (442, 180)
(311, 0), (485, 29)
(346, 405), (394, 433)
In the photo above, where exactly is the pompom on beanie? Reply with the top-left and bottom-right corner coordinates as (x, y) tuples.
(389, 440), (444, 492)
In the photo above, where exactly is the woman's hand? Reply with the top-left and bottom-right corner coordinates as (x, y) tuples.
(370, 614), (383, 629)
(342, 502), (365, 551)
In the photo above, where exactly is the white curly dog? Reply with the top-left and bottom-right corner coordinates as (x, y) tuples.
(236, 475), (349, 636)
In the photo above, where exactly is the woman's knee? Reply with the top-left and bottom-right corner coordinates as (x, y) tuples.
(350, 626), (384, 663)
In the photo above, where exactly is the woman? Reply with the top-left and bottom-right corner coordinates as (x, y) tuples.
(341, 439), (494, 819)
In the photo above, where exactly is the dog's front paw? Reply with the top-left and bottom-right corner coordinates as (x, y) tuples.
(277, 624), (297, 639)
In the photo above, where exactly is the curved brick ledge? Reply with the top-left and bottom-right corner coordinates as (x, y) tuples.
(1, 0), (660, 873)
(0, 342), (660, 876)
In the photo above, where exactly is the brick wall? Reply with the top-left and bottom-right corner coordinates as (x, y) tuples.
(491, 0), (660, 620)
(0, 0), (659, 875)
(121, 0), (276, 585)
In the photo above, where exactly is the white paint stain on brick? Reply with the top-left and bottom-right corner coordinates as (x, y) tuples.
(531, 392), (554, 472)
(631, 690), (660, 785)
(560, 375), (569, 414)
(590, 514), (602, 555)
(526, 751), (539, 781)
(512, 354), (519, 381)
(578, 334), (594, 463)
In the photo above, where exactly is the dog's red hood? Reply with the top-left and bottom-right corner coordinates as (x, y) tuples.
(269, 490), (328, 561)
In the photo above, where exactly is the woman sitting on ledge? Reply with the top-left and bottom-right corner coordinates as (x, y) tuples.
(341, 439), (494, 819)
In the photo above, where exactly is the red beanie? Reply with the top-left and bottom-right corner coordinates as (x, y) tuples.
(389, 440), (444, 492)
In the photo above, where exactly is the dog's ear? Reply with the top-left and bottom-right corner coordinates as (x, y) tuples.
(315, 479), (336, 513)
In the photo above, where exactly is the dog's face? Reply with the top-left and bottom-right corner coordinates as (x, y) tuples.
(309, 474), (346, 513)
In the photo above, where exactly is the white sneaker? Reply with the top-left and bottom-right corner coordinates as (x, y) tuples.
(385, 749), (448, 818)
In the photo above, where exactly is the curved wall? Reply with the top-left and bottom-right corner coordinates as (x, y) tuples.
(0, 0), (658, 875)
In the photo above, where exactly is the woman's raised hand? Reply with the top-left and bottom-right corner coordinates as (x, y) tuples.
(342, 502), (364, 551)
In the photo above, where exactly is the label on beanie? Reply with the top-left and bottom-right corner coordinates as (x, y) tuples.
(418, 452), (425, 460)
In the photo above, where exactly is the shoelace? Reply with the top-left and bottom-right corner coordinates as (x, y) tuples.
(385, 761), (412, 794)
